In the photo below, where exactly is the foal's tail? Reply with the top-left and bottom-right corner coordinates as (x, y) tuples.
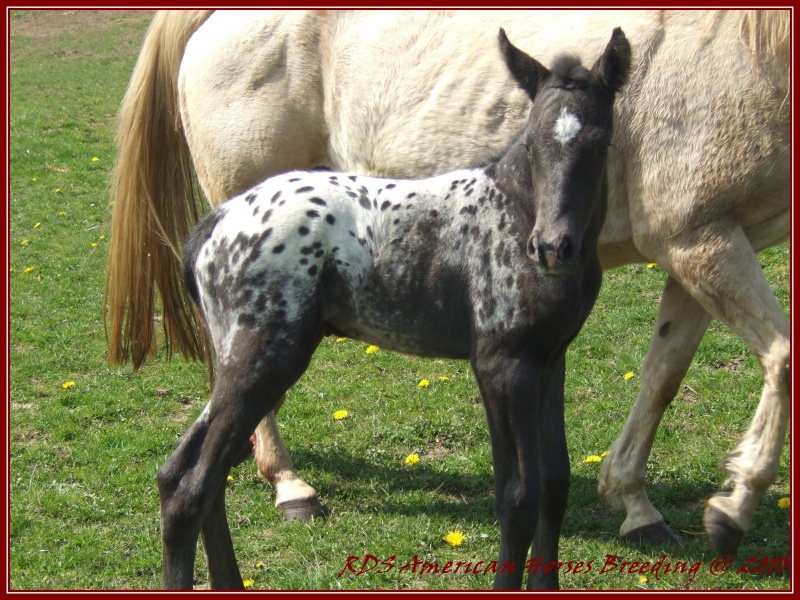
(104, 10), (214, 370)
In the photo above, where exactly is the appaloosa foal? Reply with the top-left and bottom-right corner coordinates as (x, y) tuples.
(158, 28), (630, 590)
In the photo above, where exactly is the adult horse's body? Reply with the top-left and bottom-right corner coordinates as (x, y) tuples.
(160, 29), (630, 589)
(106, 10), (791, 557)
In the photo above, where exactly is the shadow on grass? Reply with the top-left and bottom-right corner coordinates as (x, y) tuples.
(254, 445), (790, 581)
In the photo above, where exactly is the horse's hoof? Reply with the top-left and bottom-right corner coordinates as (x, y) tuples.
(621, 520), (679, 546)
(277, 497), (328, 522)
(703, 506), (743, 557)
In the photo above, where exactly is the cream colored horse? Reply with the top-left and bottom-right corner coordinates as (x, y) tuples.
(105, 10), (790, 557)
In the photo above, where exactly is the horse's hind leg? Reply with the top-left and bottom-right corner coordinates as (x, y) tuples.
(652, 225), (787, 555)
(252, 406), (327, 520)
(599, 276), (712, 545)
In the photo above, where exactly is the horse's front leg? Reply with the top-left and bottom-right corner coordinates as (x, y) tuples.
(473, 342), (543, 590)
(527, 356), (569, 590)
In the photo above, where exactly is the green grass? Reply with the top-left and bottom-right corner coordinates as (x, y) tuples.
(8, 10), (792, 591)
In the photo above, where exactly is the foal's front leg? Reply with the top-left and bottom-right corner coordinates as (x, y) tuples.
(527, 357), (569, 590)
(472, 342), (543, 590)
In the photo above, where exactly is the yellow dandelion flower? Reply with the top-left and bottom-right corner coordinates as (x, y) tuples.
(25, 267), (34, 273)
(443, 531), (466, 547)
(639, 576), (648, 583)
(20, 239), (29, 245)
(99, 235), (106, 240)
(438, 376), (450, 382)
(256, 562), (265, 569)
(31, 177), (37, 182)
(36, 276), (42, 281)
(333, 410), (349, 420)
(647, 263), (657, 269)
(243, 579), (254, 588)
(336, 337), (347, 342)
(623, 372), (635, 380)
(55, 188), (61, 193)
(34, 223), (41, 228)
(58, 211), (66, 216)
(600, 450), (611, 458)
(418, 379), (430, 388)
(366, 345), (379, 354)
(62, 381), (75, 389)
(582, 455), (602, 464)
(227, 475), (234, 482)
(404, 453), (420, 466)
(91, 157), (100, 162)
(91, 242), (98, 248)
(778, 497), (790, 509)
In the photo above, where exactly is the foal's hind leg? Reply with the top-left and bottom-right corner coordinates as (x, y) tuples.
(599, 277), (712, 544)
(158, 327), (322, 588)
(158, 373), (278, 589)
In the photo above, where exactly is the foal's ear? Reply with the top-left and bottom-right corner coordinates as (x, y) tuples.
(590, 27), (632, 96)
(499, 28), (550, 101)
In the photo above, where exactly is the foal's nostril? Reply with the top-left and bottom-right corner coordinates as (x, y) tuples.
(526, 234), (539, 261)
(557, 237), (574, 262)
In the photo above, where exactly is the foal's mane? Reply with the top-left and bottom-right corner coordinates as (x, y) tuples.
(549, 54), (591, 89)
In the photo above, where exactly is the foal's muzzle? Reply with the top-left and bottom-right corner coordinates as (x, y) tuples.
(527, 231), (578, 276)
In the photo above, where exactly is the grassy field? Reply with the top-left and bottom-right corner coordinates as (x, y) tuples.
(7, 10), (792, 591)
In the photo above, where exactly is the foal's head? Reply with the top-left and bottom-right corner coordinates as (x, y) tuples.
(499, 28), (631, 275)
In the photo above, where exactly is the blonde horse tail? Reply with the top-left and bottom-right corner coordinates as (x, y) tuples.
(737, 9), (791, 62)
(105, 10), (214, 370)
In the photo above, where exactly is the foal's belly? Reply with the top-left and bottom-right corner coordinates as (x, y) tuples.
(324, 258), (475, 359)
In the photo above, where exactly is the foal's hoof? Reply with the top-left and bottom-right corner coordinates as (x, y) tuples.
(277, 497), (329, 522)
(704, 506), (744, 557)
(621, 520), (679, 546)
